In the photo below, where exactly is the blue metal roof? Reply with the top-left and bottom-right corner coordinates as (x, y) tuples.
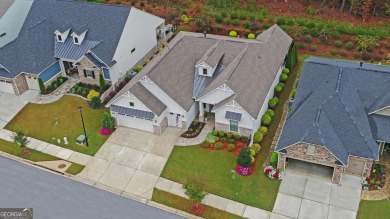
(54, 38), (99, 61)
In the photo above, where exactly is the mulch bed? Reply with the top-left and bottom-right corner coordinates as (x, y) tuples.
(205, 140), (247, 156)
(180, 122), (206, 138)
(363, 163), (386, 191)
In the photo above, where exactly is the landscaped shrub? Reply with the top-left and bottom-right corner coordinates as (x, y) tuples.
(353, 51), (360, 58)
(280, 73), (288, 82)
(241, 136), (249, 142)
(193, 119), (199, 126)
(82, 90), (87, 97)
(220, 137), (227, 143)
(265, 109), (275, 118)
(310, 45), (317, 51)
(227, 132), (233, 139)
(181, 14), (189, 23)
(334, 41), (343, 48)
(340, 50), (347, 57)
(101, 112), (115, 130)
(201, 140), (210, 148)
(219, 131), (225, 137)
(362, 52), (372, 61)
(259, 126), (268, 136)
(87, 90), (100, 99)
(132, 65), (143, 73)
(331, 31), (340, 39)
(237, 147), (252, 167)
(262, 22), (270, 29)
(331, 49), (338, 56)
(253, 132), (263, 143)
(211, 130), (218, 136)
(257, 15), (264, 21)
(270, 152), (279, 165)
(251, 143), (261, 154)
(90, 96), (101, 109)
(224, 19), (231, 25)
(234, 134), (241, 141)
(346, 41), (354, 50)
(229, 139), (235, 144)
(227, 144), (235, 151)
(298, 43), (307, 49)
(268, 97), (279, 108)
(215, 142), (224, 149)
(316, 39), (322, 44)
(261, 114), (272, 126)
(38, 78), (45, 94)
(229, 31), (237, 37)
(282, 68), (289, 74)
(306, 21), (316, 29)
(291, 88), (297, 99)
(303, 35), (312, 43)
(301, 27), (309, 35)
(248, 33), (255, 39)
(274, 84), (283, 93)
(220, 11), (227, 17)
(311, 28), (319, 37)
(277, 17), (286, 25)
(242, 21), (250, 29)
(232, 19), (240, 26)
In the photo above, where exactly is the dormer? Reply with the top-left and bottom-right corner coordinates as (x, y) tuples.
(54, 28), (70, 43)
(71, 26), (88, 45)
(196, 62), (214, 77)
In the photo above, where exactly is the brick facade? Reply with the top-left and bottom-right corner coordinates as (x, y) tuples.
(12, 73), (29, 95)
(78, 56), (102, 85)
(363, 159), (374, 177)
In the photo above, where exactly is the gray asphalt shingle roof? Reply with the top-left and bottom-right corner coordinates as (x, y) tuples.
(129, 83), (166, 116)
(0, 0), (131, 78)
(276, 57), (390, 164)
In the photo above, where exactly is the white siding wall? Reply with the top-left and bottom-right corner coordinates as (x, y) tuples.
(113, 93), (154, 113)
(252, 65), (284, 136)
(110, 8), (164, 84)
(198, 88), (234, 104)
(186, 102), (199, 125)
(157, 108), (168, 124)
(215, 104), (254, 130)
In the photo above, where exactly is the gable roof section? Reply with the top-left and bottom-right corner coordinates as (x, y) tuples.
(55, 37), (99, 61)
(369, 92), (390, 114)
(0, 0), (131, 78)
(128, 83), (166, 116)
(276, 57), (390, 163)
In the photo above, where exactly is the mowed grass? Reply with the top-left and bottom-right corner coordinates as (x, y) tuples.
(5, 96), (109, 156)
(0, 139), (84, 174)
(161, 146), (280, 211)
(152, 188), (244, 219)
(358, 200), (390, 219)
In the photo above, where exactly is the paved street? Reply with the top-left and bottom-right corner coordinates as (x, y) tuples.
(0, 156), (181, 219)
(272, 173), (361, 219)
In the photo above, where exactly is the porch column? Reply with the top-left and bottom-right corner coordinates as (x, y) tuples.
(59, 60), (66, 76)
(198, 101), (204, 122)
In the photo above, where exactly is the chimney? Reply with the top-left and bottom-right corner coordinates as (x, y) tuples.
(204, 31), (206, 38)
(360, 62), (363, 67)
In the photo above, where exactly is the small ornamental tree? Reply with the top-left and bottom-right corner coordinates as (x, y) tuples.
(11, 127), (30, 148)
(237, 147), (252, 167)
(38, 78), (45, 94)
(99, 73), (105, 90)
(183, 175), (207, 216)
(90, 96), (101, 109)
(101, 112), (115, 130)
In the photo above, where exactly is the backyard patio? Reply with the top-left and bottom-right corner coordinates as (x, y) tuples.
(5, 96), (109, 156)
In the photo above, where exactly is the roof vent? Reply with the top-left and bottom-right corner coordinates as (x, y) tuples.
(0, 33), (6, 37)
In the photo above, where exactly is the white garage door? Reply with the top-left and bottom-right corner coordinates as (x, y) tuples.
(0, 80), (14, 94)
(25, 75), (39, 90)
(168, 112), (182, 128)
(116, 114), (155, 133)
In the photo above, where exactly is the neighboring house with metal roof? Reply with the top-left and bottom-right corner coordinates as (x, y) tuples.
(275, 57), (390, 184)
(106, 25), (292, 137)
(0, 0), (165, 95)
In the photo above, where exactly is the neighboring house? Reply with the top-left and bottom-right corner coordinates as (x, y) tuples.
(106, 25), (292, 138)
(0, 0), (165, 95)
(275, 57), (390, 184)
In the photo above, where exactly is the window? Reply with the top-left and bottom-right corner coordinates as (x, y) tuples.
(307, 145), (315, 155)
(131, 48), (136, 53)
(57, 35), (62, 41)
(230, 120), (238, 132)
(74, 37), (79, 44)
(203, 68), (207, 75)
(203, 103), (206, 108)
(84, 70), (95, 78)
(129, 102), (134, 107)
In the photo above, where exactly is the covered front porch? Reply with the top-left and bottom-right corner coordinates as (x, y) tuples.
(198, 101), (214, 123)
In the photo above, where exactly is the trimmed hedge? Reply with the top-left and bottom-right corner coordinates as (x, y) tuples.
(261, 114), (272, 126)
(229, 31), (237, 37)
(215, 142), (224, 149)
(258, 126), (268, 136)
(253, 132), (263, 143)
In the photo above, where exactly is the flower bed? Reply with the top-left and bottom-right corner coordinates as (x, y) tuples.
(264, 166), (284, 180)
(362, 163), (386, 191)
(200, 131), (248, 156)
(68, 82), (109, 99)
(41, 76), (68, 94)
(180, 120), (205, 138)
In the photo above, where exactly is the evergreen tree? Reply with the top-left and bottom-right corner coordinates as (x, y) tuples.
(38, 78), (45, 94)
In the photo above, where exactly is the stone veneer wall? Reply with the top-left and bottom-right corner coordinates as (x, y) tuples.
(363, 159), (374, 177)
(153, 117), (168, 136)
(215, 122), (252, 137)
(12, 73), (28, 95)
(215, 122), (229, 132)
(78, 56), (102, 85)
(240, 127), (253, 137)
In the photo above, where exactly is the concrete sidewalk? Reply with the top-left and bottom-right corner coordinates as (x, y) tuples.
(0, 129), (92, 165)
(176, 117), (215, 146)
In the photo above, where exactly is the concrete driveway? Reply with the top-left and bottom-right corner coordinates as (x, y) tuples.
(0, 91), (38, 129)
(77, 127), (182, 200)
(272, 173), (362, 219)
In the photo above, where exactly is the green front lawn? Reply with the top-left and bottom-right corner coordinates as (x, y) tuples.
(0, 139), (84, 174)
(5, 96), (109, 156)
(152, 188), (244, 219)
(358, 200), (390, 219)
(161, 146), (280, 211)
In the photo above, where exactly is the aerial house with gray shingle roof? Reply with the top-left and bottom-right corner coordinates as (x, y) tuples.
(0, 0), (165, 95)
(107, 25), (292, 138)
(275, 57), (390, 184)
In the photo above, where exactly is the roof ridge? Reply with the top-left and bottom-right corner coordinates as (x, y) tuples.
(196, 40), (221, 65)
(226, 43), (249, 81)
